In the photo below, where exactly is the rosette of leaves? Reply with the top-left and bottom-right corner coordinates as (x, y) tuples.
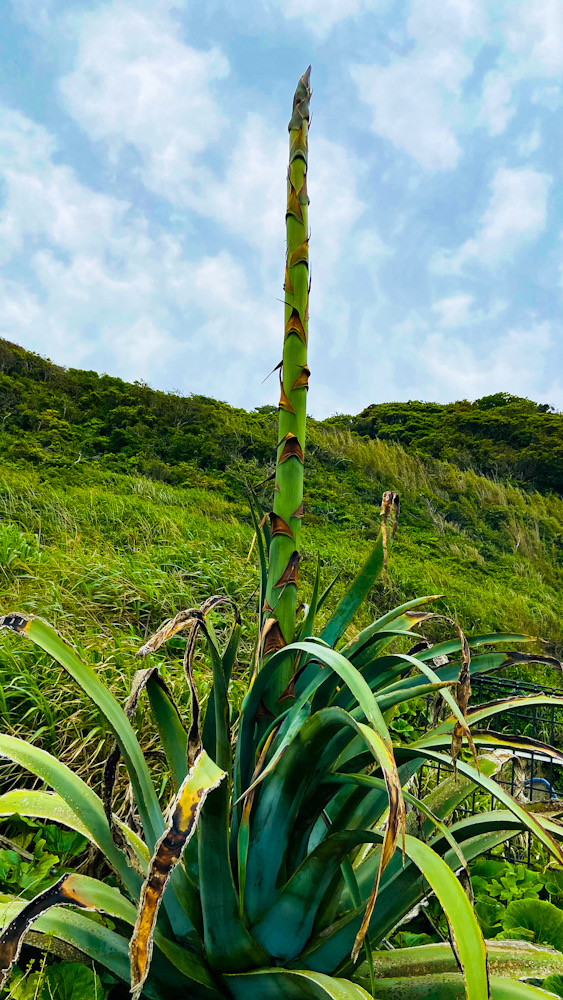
(0, 70), (562, 1000)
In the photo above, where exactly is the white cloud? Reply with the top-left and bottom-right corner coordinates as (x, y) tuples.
(263, 0), (377, 35)
(352, 57), (465, 170)
(517, 128), (541, 157)
(407, 0), (486, 45)
(505, 0), (563, 78)
(0, 104), (282, 400)
(479, 71), (515, 136)
(60, 2), (229, 204)
(419, 322), (558, 403)
(433, 166), (551, 271)
(203, 115), (286, 256)
(433, 294), (474, 327)
(351, 0), (486, 170)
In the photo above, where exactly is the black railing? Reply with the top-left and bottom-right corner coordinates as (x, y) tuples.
(416, 674), (563, 865)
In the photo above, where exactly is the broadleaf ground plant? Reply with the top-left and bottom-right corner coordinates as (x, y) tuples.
(0, 70), (562, 1000)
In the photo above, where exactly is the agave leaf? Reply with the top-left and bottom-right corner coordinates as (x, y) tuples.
(326, 773), (468, 874)
(199, 621), (233, 773)
(146, 673), (189, 789)
(396, 747), (563, 865)
(297, 556), (321, 641)
(376, 679), (456, 712)
(250, 830), (384, 962)
(199, 776), (269, 972)
(226, 968), (373, 999)
(362, 651), (473, 750)
(236, 722), (284, 919)
(316, 570), (341, 614)
(339, 595), (443, 661)
(444, 809), (563, 845)
(320, 532), (385, 647)
(202, 620), (241, 766)
(431, 695), (563, 735)
(0, 788), (149, 866)
(415, 729), (563, 763)
(243, 707), (403, 925)
(237, 635), (390, 796)
(0, 874), (182, 990)
(362, 939), (563, 981)
(415, 633), (537, 662)
(385, 835), (488, 999)
(236, 702), (311, 807)
(0, 614), (163, 851)
(130, 750), (226, 997)
(345, 623), (431, 673)
(0, 897), (209, 1000)
(352, 974), (556, 999)
(304, 832), (488, 999)
(270, 640), (397, 748)
(378, 650), (560, 702)
(251, 777), (469, 966)
(0, 732), (140, 897)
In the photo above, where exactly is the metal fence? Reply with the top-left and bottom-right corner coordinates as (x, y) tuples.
(417, 674), (563, 865)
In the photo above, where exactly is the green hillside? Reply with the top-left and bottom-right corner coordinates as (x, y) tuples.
(330, 395), (563, 495)
(0, 338), (562, 770)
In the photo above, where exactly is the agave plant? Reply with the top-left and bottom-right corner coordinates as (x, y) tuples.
(0, 69), (562, 1000)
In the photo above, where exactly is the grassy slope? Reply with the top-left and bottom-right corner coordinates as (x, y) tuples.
(0, 342), (562, 784)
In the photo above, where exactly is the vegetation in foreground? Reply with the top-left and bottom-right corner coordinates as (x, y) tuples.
(0, 70), (562, 1000)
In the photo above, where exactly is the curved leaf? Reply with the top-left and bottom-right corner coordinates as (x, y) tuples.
(304, 832), (488, 999)
(130, 750), (226, 997)
(0, 615), (163, 850)
(396, 746), (563, 865)
(146, 673), (189, 790)
(0, 788), (149, 865)
(363, 939), (563, 981)
(432, 695), (563, 735)
(0, 896), (213, 1000)
(339, 595), (442, 661)
(415, 729), (563, 763)
(319, 532), (385, 647)
(352, 974), (556, 999)
(0, 733), (140, 897)
(226, 968), (373, 999)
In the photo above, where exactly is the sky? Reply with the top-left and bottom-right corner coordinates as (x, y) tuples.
(1, 0), (562, 417)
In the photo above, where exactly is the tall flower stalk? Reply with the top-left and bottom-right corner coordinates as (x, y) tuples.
(263, 66), (311, 655)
